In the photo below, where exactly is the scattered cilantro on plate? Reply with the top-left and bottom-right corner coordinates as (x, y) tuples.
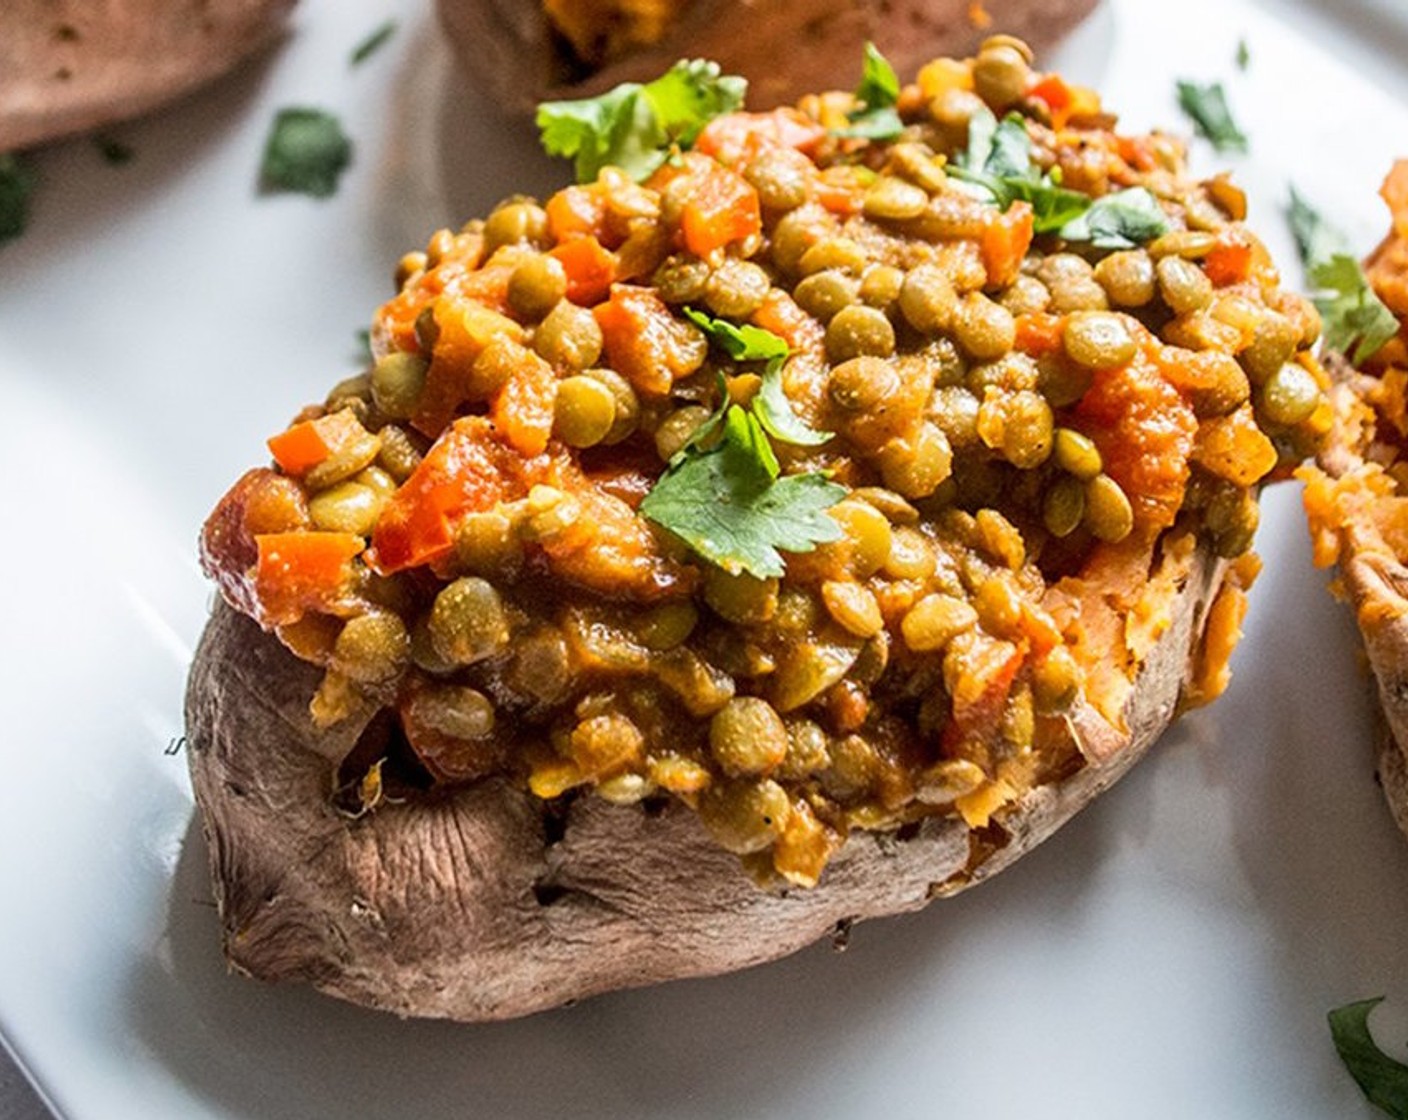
(93, 134), (135, 165)
(1329, 998), (1408, 1119)
(1176, 79), (1249, 152)
(0, 154), (35, 243)
(351, 19), (397, 65)
(537, 60), (746, 183)
(1288, 186), (1397, 366)
(260, 108), (353, 198)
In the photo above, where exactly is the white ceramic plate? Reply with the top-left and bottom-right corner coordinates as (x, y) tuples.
(4, 0), (1408, 1115)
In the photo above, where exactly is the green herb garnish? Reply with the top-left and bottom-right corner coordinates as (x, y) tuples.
(354, 328), (373, 365)
(1329, 998), (1408, 1119)
(260, 108), (353, 198)
(838, 42), (905, 140)
(0, 153), (35, 242)
(951, 108), (1166, 246)
(1235, 38), (1250, 71)
(351, 20), (397, 65)
(640, 406), (843, 578)
(1059, 187), (1170, 250)
(682, 307), (831, 446)
(537, 60), (746, 183)
(1176, 80), (1248, 152)
(1289, 186), (1398, 366)
(93, 134), (134, 165)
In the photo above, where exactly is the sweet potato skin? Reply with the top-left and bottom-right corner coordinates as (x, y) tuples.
(185, 544), (1225, 1022)
(0, 0), (295, 152)
(436, 0), (1098, 115)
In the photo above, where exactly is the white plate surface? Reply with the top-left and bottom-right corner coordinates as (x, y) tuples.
(3, 0), (1408, 1116)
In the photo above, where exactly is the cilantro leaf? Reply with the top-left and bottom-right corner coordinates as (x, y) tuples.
(1236, 38), (1250, 71)
(755, 360), (833, 447)
(1288, 186), (1349, 266)
(260, 108), (353, 198)
(1289, 187), (1398, 366)
(537, 60), (746, 183)
(1176, 80), (1248, 152)
(640, 406), (843, 578)
(838, 42), (905, 140)
(1329, 998), (1408, 1119)
(1311, 253), (1399, 365)
(1060, 187), (1169, 249)
(351, 19), (397, 66)
(682, 306), (790, 361)
(93, 134), (134, 165)
(0, 153), (36, 242)
(950, 108), (1094, 233)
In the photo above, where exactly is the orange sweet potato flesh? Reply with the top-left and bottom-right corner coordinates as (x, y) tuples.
(436, 0), (1097, 115)
(1, 0), (295, 151)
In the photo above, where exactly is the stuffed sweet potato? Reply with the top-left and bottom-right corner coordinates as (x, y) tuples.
(437, 0), (1097, 114)
(188, 39), (1321, 1020)
(1301, 162), (1408, 842)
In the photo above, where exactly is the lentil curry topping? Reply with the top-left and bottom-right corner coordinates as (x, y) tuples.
(202, 39), (1324, 887)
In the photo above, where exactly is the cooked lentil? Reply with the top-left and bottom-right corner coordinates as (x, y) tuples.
(202, 39), (1324, 889)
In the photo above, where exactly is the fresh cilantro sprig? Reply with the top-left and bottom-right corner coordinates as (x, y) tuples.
(537, 61), (746, 183)
(1176, 80), (1249, 153)
(351, 19), (397, 66)
(640, 311), (841, 577)
(950, 107), (1168, 247)
(260, 108), (353, 198)
(1329, 997), (1408, 1119)
(682, 308), (831, 446)
(640, 407), (844, 578)
(1288, 186), (1398, 366)
(0, 154), (36, 243)
(837, 42), (905, 141)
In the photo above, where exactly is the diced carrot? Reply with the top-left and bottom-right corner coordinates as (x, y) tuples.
(1382, 159), (1408, 240)
(1117, 136), (1158, 173)
(267, 410), (365, 477)
(253, 531), (364, 626)
(594, 285), (706, 396)
(548, 235), (617, 305)
(413, 299), (525, 437)
(1191, 405), (1279, 487)
(545, 183), (610, 243)
(981, 201), (1034, 289)
(812, 171), (865, 216)
(490, 348), (557, 457)
(1027, 75), (1072, 123)
(1013, 312), (1065, 358)
(694, 109), (826, 165)
(369, 417), (541, 574)
(752, 288), (825, 353)
(1203, 239), (1253, 287)
(650, 153), (760, 257)
(372, 227), (486, 353)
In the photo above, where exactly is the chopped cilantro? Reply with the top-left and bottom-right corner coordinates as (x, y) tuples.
(537, 60), (746, 183)
(1059, 187), (1169, 249)
(838, 42), (905, 140)
(682, 306), (789, 362)
(1329, 998), (1408, 1119)
(260, 108), (353, 198)
(681, 308), (830, 446)
(949, 108), (1090, 234)
(354, 328), (373, 364)
(639, 406), (844, 578)
(1235, 38), (1250, 71)
(0, 154), (35, 242)
(351, 19), (397, 65)
(1176, 80), (1248, 152)
(93, 134), (134, 165)
(1288, 186), (1397, 366)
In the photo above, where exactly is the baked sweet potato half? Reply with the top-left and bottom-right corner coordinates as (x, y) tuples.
(437, 0), (1097, 114)
(0, 0), (295, 152)
(1302, 162), (1408, 842)
(188, 40), (1322, 1020)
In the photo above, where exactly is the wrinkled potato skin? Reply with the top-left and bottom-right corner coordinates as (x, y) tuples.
(1, 0), (295, 151)
(436, 0), (1098, 114)
(185, 545), (1225, 1023)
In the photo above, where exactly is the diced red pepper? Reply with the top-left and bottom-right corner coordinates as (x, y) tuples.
(253, 531), (364, 626)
